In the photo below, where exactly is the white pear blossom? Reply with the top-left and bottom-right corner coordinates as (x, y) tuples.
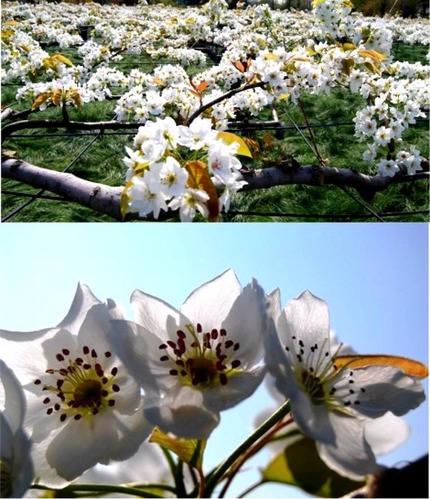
(207, 140), (242, 183)
(107, 270), (267, 439)
(168, 188), (210, 222)
(159, 157), (189, 197)
(1, 360), (34, 498)
(0, 284), (152, 487)
(265, 290), (426, 479)
(126, 167), (169, 219)
(377, 158), (400, 177)
(257, 363), (411, 474)
(375, 126), (394, 146)
(177, 117), (219, 151)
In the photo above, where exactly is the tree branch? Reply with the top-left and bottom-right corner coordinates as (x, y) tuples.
(185, 81), (265, 126)
(240, 161), (429, 202)
(2, 154), (428, 221)
(1, 120), (141, 143)
(2, 155), (124, 221)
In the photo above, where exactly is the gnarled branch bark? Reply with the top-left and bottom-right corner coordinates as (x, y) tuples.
(2, 154), (429, 221)
(240, 161), (429, 202)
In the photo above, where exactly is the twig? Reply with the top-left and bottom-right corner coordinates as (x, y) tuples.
(1, 119), (142, 143)
(185, 81), (265, 126)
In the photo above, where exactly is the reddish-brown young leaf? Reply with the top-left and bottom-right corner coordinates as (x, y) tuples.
(185, 160), (219, 221)
(334, 355), (428, 379)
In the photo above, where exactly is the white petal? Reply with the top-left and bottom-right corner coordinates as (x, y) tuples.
(317, 412), (379, 480)
(0, 329), (56, 385)
(79, 440), (166, 485)
(11, 427), (34, 498)
(144, 386), (220, 439)
(267, 288), (282, 319)
(289, 386), (337, 445)
(40, 328), (77, 370)
(221, 278), (267, 365)
(108, 404), (154, 462)
(77, 304), (120, 358)
(57, 283), (103, 334)
(203, 366), (266, 411)
(131, 289), (181, 343)
(364, 412), (410, 456)
(111, 372), (141, 416)
(344, 365), (425, 417)
(282, 290), (331, 351)
(1, 413), (34, 497)
(108, 320), (178, 394)
(0, 412), (14, 462)
(45, 412), (118, 481)
(180, 269), (241, 331)
(0, 360), (26, 432)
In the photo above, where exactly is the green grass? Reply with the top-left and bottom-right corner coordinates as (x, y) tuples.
(2, 43), (429, 222)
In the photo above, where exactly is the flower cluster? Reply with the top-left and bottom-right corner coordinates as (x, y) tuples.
(2, 0), (428, 179)
(121, 117), (247, 221)
(0, 270), (427, 497)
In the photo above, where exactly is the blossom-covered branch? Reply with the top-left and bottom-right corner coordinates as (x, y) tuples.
(2, 153), (428, 221)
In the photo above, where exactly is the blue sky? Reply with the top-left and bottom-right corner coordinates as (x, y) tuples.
(0, 223), (428, 498)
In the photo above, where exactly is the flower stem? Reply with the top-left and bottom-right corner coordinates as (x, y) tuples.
(31, 483), (164, 498)
(203, 399), (291, 497)
(237, 478), (268, 498)
(218, 417), (295, 498)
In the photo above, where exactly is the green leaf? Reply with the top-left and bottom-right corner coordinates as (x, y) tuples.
(262, 436), (365, 497)
(149, 427), (206, 469)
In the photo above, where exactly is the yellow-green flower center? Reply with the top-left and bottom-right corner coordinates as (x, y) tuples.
(301, 370), (326, 404)
(285, 335), (366, 412)
(159, 323), (242, 388)
(34, 346), (120, 423)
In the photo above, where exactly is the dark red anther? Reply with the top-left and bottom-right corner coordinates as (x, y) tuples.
(177, 330), (186, 339)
